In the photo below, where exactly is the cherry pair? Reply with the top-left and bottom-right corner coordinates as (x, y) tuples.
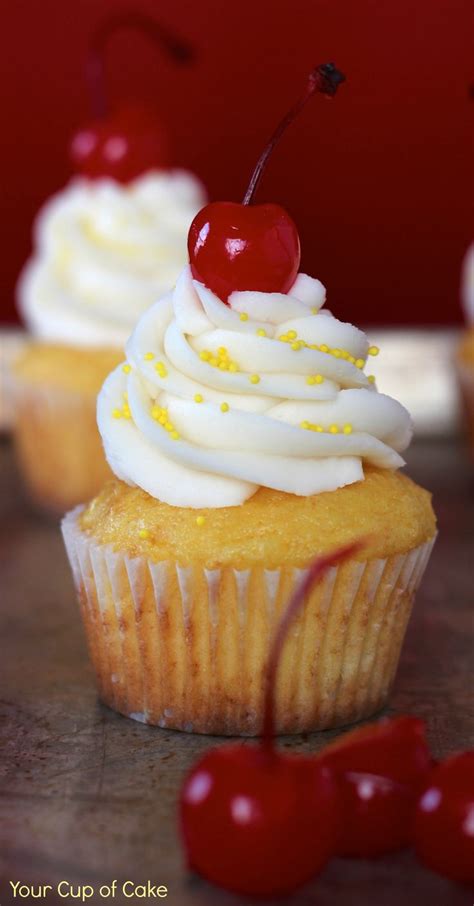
(180, 544), (474, 897)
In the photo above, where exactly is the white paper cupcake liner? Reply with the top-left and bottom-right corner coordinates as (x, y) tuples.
(62, 506), (436, 736)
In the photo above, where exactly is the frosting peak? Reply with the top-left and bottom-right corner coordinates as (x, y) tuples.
(97, 267), (413, 507)
(17, 171), (206, 348)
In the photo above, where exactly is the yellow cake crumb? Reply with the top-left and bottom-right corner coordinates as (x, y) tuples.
(79, 468), (436, 569)
(14, 343), (122, 395)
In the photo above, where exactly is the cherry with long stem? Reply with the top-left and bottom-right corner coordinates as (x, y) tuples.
(243, 63), (345, 206)
(70, 11), (194, 181)
(187, 63), (346, 301)
(85, 11), (193, 120)
(180, 542), (362, 898)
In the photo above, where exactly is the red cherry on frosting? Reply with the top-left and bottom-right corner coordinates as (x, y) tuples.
(70, 12), (193, 182)
(188, 63), (345, 301)
(319, 716), (433, 857)
(70, 103), (170, 183)
(413, 751), (474, 883)
(179, 542), (362, 897)
(188, 201), (300, 300)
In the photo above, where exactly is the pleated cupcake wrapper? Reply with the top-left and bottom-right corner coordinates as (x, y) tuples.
(62, 506), (436, 736)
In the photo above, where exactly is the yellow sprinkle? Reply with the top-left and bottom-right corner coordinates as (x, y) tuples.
(306, 376), (316, 385)
(194, 393), (203, 403)
(319, 344), (329, 353)
(239, 312), (249, 322)
(257, 328), (267, 337)
(122, 407), (131, 419)
(144, 352), (154, 361)
(343, 424), (353, 434)
(112, 408), (122, 419)
(170, 431), (180, 440)
(229, 362), (238, 373)
(155, 362), (168, 376)
(159, 415), (167, 425)
(315, 374), (324, 384)
(329, 424), (339, 434)
(331, 348), (342, 358)
(196, 515), (206, 527)
(218, 361), (228, 370)
(218, 346), (227, 357)
(249, 374), (260, 384)
(151, 406), (161, 420)
(220, 402), (229, 413)
(301, 420), (310, 430)
(287, 330), (297, 340)
(368, 346), (380, 356)
(311, 307), (319, 314)
(209, 357), (219, 367)
(355, 358), (365, 369)
(291, 341), (301, 351)
(368, 375), (376, 384)
(278, 334), (289, 342)
(138, 529), (150, 540)
(164, 422), (173, 431)
(315, 425), (323, 432)
(200, 350), (210, 361)
(348, 355), (356, 364)
(122, 364), (131, 374)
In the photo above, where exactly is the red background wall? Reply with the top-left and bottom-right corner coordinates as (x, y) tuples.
(1, 0), (472, 326)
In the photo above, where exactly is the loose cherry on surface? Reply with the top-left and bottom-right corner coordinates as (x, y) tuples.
(187, 63), (345, 302)
(70, 12), (193, 182)
(318, 715), (433, 857)
(413, 750), (474, 883)
(179, 542), (362, 898)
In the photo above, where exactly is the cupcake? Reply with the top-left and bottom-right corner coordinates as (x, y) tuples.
(14, 171), (205, 512)
(62, 63), (436, 735)
(12, 12), (206, 513)
(456, 242), (474, 456)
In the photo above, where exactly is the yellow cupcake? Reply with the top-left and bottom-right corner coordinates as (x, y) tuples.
(13, 172), (206, 512)
(62, 262), (437, 735)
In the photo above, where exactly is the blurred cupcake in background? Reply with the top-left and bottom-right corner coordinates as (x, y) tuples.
(12, 12), (206, 513)
(456, 242), (474, 457)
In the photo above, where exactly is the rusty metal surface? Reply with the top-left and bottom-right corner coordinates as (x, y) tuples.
(1, 437), (473, 906)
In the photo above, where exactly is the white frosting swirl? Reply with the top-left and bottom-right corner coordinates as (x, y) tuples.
(97, 267), (413, 507)
(17, 172), (206, 348)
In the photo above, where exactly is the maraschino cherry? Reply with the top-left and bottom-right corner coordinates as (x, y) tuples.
(413, 751), (474, 883)
(70, 12), (193, 182)
(188, 63), (345, 302)
(319, 716), (433, 857)
(179, 543), (361, 897)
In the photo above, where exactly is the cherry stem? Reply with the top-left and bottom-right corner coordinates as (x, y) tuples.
(242, 63), (345, 206)
(86, 11), (194, 119)
(262, 540), (364, 755)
